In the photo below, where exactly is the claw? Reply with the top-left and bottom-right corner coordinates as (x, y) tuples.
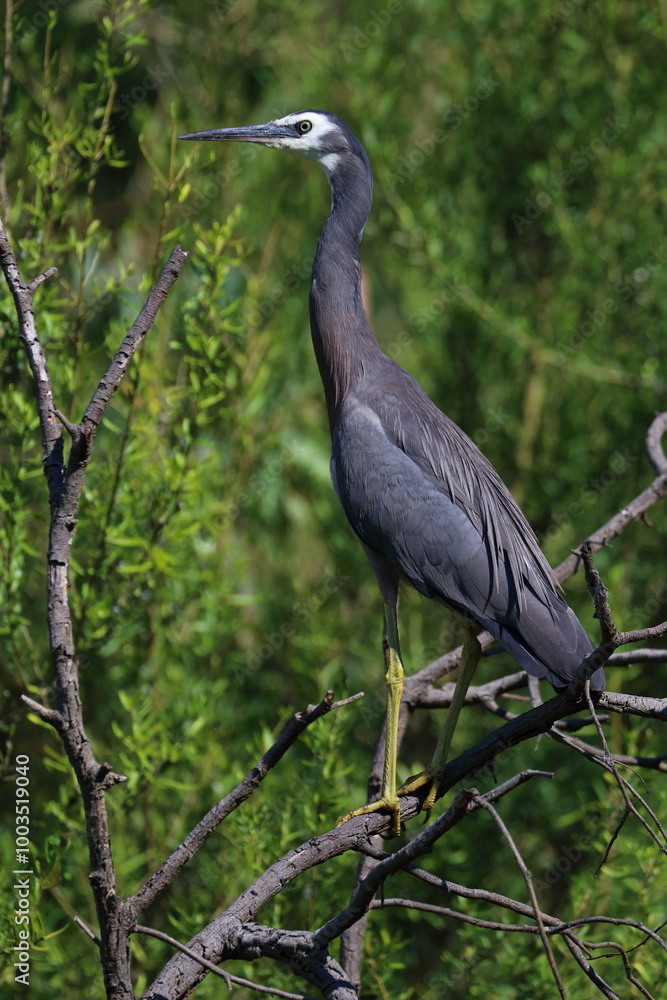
(396, 769), (441, 813)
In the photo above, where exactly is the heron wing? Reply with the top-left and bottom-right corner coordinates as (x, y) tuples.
(332, 366), (602, 689)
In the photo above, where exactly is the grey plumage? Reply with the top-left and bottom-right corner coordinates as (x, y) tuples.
(180, 109), (603, 738)
(330, 360), (599, 690)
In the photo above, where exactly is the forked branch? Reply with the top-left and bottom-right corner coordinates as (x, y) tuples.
(1, 215), (188, 1000)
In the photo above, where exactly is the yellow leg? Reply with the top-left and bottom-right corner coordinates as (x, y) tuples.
(337, 602), (405, 835)
(397, 623), (481, 812)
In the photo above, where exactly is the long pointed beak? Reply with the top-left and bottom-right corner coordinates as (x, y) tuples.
(178, 122), (291, 145)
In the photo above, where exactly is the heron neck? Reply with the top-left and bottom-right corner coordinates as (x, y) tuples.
(309, 155), (380, 434)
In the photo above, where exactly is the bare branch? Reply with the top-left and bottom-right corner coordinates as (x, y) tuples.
(579, 543), (667, 654)
(27, 264), (58, 292)
(555, 470), (667, 585)
(471, 792), (566, 998)
(545, 719), (667, 857)
(331, 692), (365, 709)
(223, 975), (309, 999)
(369, 896), (557, 933)
(314, 788), (476, 949)
(363, 851), (667, 954)
(608, 649), (667, 666)
(0, 214), (63, 496)
(54, 408), (80, 440)
(615, 945), (656, 1000)
(358, 849), (551, 917)
(82, 246), (188, 434)
(340, 851), (377, 989)
(646, 412), (667, 475)
(315, 771), (552, 950)
(599, 691), (667, 720)
(20, 693), (62, 728)
(561, 935), (621, 1000)
(551, 916), (666, 953)
(550, 732), (667, 772)
(234, 926), (357, 1000)
(135, 925), (232, 988)
(2, 232), (189, 999)
(619, 621), (667, 645)
(411, 670), (527, 709)
(580, 542), (619, 647)
(361, 855), (660, 998)
(145, 773), (548, 998)
(74, 914), (101, 946)
(126, 691), (341, 919)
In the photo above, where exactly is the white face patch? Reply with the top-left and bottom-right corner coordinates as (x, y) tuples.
(271, 112), (345, 176)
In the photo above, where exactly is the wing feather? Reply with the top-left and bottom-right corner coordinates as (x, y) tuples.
(331, 361), (603, 690)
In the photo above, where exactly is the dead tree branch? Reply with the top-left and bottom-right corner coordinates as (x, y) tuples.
(1, 213), (187, 1000)
(471, 792), (565, 998)
(125, 691), (350, 920)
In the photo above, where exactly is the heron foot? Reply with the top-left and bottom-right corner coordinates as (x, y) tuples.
(396, 769), (441, 813)
(336, 795), (403, 838)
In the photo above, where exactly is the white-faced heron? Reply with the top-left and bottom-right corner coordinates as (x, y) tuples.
(180, 110), (604, 834)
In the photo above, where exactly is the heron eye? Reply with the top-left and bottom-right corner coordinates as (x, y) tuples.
(297, 120), (312, 134)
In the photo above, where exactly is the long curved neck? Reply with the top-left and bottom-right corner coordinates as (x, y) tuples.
(309, 153), (382, 434)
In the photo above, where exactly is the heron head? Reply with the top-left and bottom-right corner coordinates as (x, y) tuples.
(179, 110), (366, 180)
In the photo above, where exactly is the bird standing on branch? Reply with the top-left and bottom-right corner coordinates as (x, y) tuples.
(180, 110), (604, 834)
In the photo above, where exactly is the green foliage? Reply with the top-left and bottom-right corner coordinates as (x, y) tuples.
(1, 1), (666, 998)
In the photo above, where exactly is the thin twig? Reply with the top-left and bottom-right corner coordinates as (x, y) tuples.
(590, 940), (659, 999)
(471, 792), (566, 999)
(579, 543), (619, 647)
(54, 408), (80, 439)
(561, 934), (621, 1000)
(0, 214), (63, 496)
(27, 265), (58, 292)
(135, 925), (232, 988)
(331, 692), (365, 709)
(369, 896), (551, 932)
(555, 470), (667, 585)
(73, 914), (101, 946)
(225, 975), (309, 999)
(82, 246), (188, 433)
(20, 693), (62, 728)
(550, 916), (666, 952)
(126, 691), (342, 919)
(619, 622), (667, 644)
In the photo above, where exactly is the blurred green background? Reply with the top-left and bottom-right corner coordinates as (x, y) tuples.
(1, 0), (666, 997)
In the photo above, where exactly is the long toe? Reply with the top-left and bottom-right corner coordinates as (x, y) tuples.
(336, 795), (403, 837)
